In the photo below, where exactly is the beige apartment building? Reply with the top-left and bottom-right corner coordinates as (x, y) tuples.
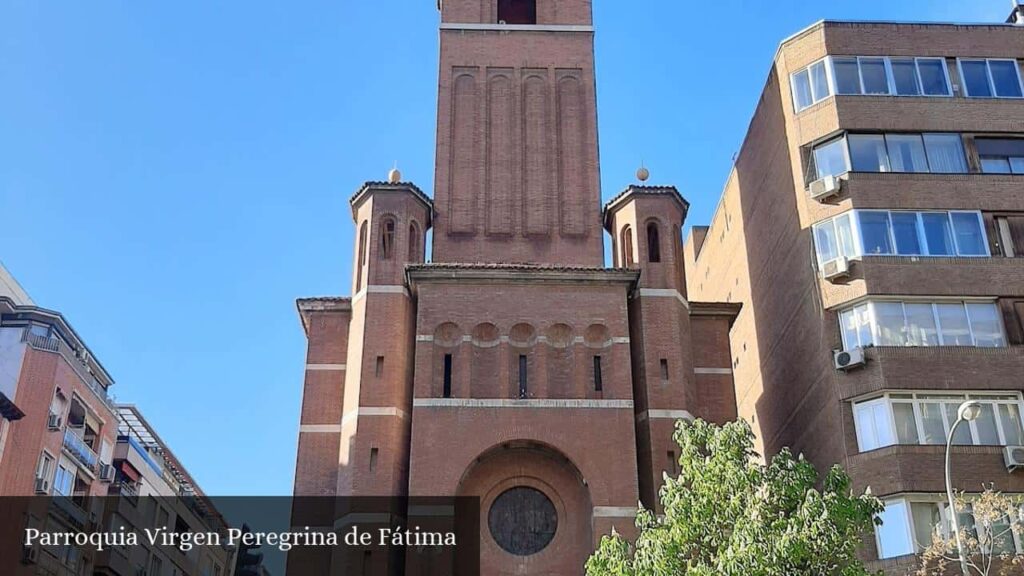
(685, 9), (1024, 572)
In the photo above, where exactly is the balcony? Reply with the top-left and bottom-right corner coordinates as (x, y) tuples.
(21, 328), (117, 413)
(820, 256), (1024, 309)
(847, 444), (1024, 497)
(834, 95), (1024, 136)
(837, 345), (1024, 400)
(51, 495), (89, 530)
(63, 429), (99, 474)
(804, 171), (1024, 224)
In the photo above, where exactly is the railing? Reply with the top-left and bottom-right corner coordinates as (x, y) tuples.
(22, 328), (117, 412)
(63, 429), (99, 473)
(116, 481), (139, 505)
(51, 495), (89, 529)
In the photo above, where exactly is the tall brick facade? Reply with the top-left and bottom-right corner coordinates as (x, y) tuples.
(685, 17), (1024, 574)
(290, 1), (739, 573)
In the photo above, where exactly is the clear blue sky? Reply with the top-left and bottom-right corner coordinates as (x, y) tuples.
(0, 0), (1007, 495)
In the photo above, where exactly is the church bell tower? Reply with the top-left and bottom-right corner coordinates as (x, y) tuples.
(432, 0), (604, 266)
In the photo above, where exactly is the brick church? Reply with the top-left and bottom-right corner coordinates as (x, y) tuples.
(291, 0), (739, 573)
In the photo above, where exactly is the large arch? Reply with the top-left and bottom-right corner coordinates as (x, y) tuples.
(456, 440), (593, 575)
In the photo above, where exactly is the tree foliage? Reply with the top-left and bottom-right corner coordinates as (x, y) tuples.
(914, 486), (1024, 576)
(586, 419), (883, 576)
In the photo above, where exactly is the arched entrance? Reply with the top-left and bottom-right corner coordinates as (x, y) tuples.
(457, 440), (593, 575)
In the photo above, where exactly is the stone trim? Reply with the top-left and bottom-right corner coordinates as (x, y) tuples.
(414, 398), (633, 409)
(636, 409), (694, 422)
(353, 285), (411, 303)
(341, 407), (411, 427)
(299, 424), (342, 433)
(694, 367), (732, 375)
(593, 506), (637, 518)
(306, 364), (347, 371)
(636, 288), (690, 309)
(440, 23), (594, 32)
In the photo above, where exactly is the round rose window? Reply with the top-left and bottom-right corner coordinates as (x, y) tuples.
(487, 486), (558, 556)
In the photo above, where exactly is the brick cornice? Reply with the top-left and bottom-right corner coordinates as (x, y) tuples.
(406, 264), (639, 292)
(295, 297), (352, 336)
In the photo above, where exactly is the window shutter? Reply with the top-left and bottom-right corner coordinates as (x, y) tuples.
(999, 299), (1024, 346)
(982, 213), (1003, 256)
(1008, 216), (1024, 256)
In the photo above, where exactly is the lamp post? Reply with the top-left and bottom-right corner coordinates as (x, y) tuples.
(945, 400), (982, 576)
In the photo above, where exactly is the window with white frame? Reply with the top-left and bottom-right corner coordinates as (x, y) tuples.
(876, 495), (1024, 559)
(853, 392), (1024, 452)
(810, 132), (967, 180)
(36, 452), (54, 486)
(52, 460), (75, 496)
(812, 210), (988, 265)
(792, 56), (952, 111)
(791, 59), (832, 111)
(832, 56), (952, 97)
(958, 58), (1024, 99)
(839, 300), (1006, 349)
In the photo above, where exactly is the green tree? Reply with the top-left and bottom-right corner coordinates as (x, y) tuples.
(586, 419), (883, 576)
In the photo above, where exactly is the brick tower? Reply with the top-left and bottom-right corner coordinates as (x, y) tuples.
(291, 2), (740, 574)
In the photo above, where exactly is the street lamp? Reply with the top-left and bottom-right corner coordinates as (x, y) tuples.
(945, 400), (982, 576)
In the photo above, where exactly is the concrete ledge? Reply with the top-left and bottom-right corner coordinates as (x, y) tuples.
(413, 398), (633, 409)
(593, 506), (637, 518)
(440, 23), (593, 32)
(636, 409), (694, 422)
(305, 364), (346, 371)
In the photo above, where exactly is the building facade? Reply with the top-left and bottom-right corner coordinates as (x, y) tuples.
(290, 0), (739, 573)
(94, 405), (235, 576)
(0, 262), (234, 576)
(685, 11), (1024, 574)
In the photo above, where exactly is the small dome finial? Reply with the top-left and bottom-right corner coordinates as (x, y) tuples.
(636, 162), (649, 183)
(388, 162), (402, 184)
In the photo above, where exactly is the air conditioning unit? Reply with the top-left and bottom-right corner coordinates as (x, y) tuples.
(1003, 446), (1024, 472)
(822, 257), (851, 281)
(21, 546), (39, 564)
(99, 464), (115, 483)
(808, 175), (842, 201)
(833, 347), (866, 371)
(47, 412), (62, 431)
(34, 477), (50, 494)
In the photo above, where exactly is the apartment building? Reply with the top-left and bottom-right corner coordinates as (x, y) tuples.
(0, 263), (121, 575)
(95, 405), (235, 576)
(684, 8), (1024, 572)
(0, 263), (234, 576)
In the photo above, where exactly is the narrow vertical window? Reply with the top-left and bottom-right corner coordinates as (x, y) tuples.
(646, 222), (661, 262)
(518, 355), (528, 399)
(375, 356), (384, 377)
(361, 551), (372, 576)
(660, 359), (669, 380)
(408, 222), (420, 262)
(667, 451), (678, 475)
(369, 448), (378, 471)
(356, 221), (368, 292)
(381, 218), (396, 260)
(592, 356), (603, 392)
(443, 354), (453, 398)
(622, 226), (635, 267)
